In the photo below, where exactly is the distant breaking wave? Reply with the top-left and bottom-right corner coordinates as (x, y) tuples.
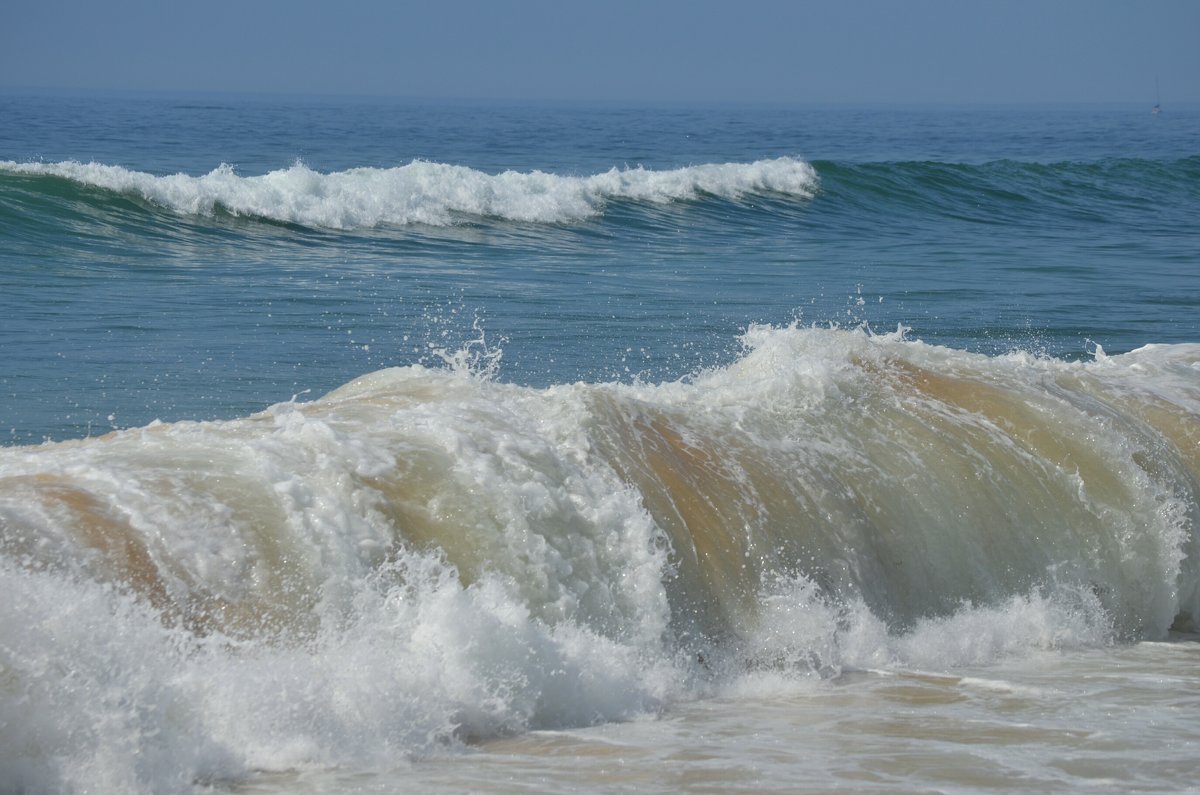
(5, 154), (1195, 234)
(0, 157), (820, 228)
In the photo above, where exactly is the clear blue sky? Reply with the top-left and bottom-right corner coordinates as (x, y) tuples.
(3, 0), (1196, 104)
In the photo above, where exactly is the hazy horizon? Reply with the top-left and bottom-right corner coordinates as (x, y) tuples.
(3, 0), (1196, 106)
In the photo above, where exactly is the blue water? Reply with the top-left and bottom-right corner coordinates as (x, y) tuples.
(1, 93), (1198, 444)
(4, 92), (1200, 795)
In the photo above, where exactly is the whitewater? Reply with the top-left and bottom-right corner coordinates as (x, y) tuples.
(3, 325), (1198, 792)
(2, 95), (1199, 793)
(0, 156), (820, 227)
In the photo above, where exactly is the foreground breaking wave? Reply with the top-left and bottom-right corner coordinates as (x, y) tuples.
(1, 326), (1198, 793)
(0, 157), (819, 228)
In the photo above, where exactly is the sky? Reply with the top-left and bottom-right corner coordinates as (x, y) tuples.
(2, 0), (1197, 105)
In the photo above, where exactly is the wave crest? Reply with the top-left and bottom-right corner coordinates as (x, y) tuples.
(3, 326), (1200, 790)
(0, 157), (819, 228)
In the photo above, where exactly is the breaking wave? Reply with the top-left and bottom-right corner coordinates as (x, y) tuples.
(2, 325), (1198, 792)
(0, 157), (820, 228)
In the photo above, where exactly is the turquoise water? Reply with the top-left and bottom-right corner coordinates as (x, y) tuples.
(2, 94), (1199, 794)
(2, 95), (1197, 443)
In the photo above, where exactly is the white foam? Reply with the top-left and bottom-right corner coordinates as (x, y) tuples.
(2, 324), (1198, 792)
(0, 551), (680, 793)
(0, 157), (819, 228)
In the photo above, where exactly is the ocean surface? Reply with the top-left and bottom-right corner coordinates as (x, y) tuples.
(1, 93), (1198, 793)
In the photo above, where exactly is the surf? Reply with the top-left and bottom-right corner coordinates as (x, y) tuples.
(0, 157), (821, 229)
(1, 325), (1198, 791)
(2, 325), (1196, 639)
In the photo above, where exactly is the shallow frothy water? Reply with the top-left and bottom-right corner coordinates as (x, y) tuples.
(232, 639), (1200, 794)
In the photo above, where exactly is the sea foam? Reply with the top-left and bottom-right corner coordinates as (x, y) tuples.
(0, 157), (819, 228)
(2, 326), (1198, 793)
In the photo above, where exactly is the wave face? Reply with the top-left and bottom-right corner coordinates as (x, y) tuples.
(2, 326), (1198, 792)
(0, 157), (819, 228)
(4, 155), (1197, 236)
(810, 156), (1200, 227)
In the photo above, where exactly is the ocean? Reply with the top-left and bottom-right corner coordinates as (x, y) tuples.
(1, 93), (1198, 793)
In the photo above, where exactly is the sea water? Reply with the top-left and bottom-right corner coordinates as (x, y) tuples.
(1, 93), (1198, 793)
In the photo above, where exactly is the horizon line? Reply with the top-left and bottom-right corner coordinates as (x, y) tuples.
(1, 84), (1193, 110)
